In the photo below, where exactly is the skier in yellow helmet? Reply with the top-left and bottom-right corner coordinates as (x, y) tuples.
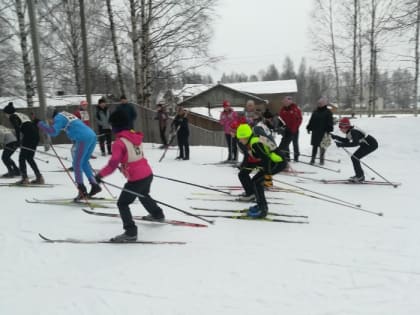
(236, 123), (288, 218)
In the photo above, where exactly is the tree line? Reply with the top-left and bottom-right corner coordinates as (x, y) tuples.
(0, 0), (418, 116)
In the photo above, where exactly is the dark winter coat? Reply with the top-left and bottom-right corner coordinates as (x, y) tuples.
(306, 105), (333, 146)
(96, 106), (111, 131)
(171, 112), (189, 137)
(331, 127), (378, 149)
(115, 103), (137, 130)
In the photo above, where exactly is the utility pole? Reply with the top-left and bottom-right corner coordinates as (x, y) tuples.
(79, 0), (94, 126)
(26, 0), (46, 119)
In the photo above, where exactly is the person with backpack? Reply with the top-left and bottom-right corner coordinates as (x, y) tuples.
(235, 123), (287, 218)
(331, 117), (378, 183)
(3, 102), (44, 185)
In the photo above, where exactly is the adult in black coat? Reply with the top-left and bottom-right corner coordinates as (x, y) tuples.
(306, 97), (334, 165)
(115, 95), (137, 130)
(171, 106), (190, 160)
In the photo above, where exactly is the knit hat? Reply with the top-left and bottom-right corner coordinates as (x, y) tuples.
(263, 110), (274, 119)
(222, 100), (230, 108)
(109, 109), (130, 131)
(338, 117), (351, 128)
(3, 102), (15, 114)
(236, 124), (252, 139)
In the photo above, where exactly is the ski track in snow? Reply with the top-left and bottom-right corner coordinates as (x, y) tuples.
(1, 115), (420, 315)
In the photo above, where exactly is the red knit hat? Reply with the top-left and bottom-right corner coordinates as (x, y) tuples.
(339, 117), (351, 128)
(222, 100), (230, 108)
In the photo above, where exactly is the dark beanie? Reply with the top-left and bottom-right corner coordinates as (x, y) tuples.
(109, 109), (130, 131)
(3, 102), (15, 114)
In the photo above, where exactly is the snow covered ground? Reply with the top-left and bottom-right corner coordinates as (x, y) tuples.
(1, 115), (419, 315)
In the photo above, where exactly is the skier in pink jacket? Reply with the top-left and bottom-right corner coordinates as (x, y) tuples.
(95, 109), (165, 242)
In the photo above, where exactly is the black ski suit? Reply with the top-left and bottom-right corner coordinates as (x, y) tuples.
(331, 127), (378, 178)
(9, 113), (42, 179)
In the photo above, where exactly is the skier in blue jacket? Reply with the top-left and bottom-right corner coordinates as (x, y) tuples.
(37, 106), (101, 200)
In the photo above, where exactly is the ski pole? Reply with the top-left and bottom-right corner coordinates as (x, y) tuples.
(299, 153), (340, 163)
(341, 147), (398, 188)
(49, 143), (95, 209)
(297, 160), (341, 173)
(101, 180), (214, 224)
(273, 178), (383, 216)
(4, 145), (49, 164)
(159, 126), (180, 162)
(20, 145), (69, 160)
(88, 162), (116, 199)
(274, 177), (362, 208)
(154, 174), (231, 195)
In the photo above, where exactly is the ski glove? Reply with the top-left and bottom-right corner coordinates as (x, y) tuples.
(95, 174), (103, 183)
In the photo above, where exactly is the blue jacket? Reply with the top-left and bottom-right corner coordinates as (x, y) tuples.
(38, 111), (96, 141)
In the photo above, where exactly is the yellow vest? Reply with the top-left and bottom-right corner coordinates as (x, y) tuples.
(249, 136), (283, 163)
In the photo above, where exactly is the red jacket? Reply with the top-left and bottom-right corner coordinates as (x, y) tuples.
(279, 103), (302, 134)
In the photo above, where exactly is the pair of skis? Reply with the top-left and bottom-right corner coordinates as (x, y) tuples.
(189, 207), (309, 224)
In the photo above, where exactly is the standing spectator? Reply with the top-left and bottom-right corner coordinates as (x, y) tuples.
(306, 96), (334, 165)
(155, 103), (168, 148)
(331, 117), (378, 182)
(243, 100), (258, 126)
(74, 100), (91, 126)
(0, 124), (20, 178)
(3, 102), (44, 184)
(37, 107), (101, 200)
(96, 98), (112, 156)
(171, 106), (190, 160)
(115, 95), (137, 130)
(278, 96), (302, 162)
(219, 100), (238, 161)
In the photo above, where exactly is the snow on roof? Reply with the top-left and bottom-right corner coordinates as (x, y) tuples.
(223, 80), (297, 95)
(173, 84), (213, 98)
(189, 106), (244, 119)
(0, 94), (104, 109)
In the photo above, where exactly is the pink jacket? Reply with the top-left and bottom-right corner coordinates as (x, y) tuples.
(219, 108), (238, 134)
(98, 130), (152, 182)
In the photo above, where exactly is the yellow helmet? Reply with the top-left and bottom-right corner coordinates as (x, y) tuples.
(236, 124), (252, 139)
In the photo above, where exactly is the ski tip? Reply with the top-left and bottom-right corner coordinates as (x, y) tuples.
(378, 212), (384, 217)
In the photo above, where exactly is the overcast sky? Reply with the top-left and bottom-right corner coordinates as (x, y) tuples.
(206, 0), (314, 81)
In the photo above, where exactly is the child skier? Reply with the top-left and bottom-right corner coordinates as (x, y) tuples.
(3, 102), (44, 184)
(331, 117), (378, 183)
(236, 123), (288, 218)
(95, 109), (165, 242)
(0, 125), (20, 178)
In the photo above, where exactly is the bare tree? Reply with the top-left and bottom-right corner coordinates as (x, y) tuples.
(310, 0), (342, 106)
(105, 0), (125, 96)
(15, 0), (34, 106)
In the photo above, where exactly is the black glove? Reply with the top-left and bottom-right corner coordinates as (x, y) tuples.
(95, 174), (103, 183)
(307, 129), (311, 134)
